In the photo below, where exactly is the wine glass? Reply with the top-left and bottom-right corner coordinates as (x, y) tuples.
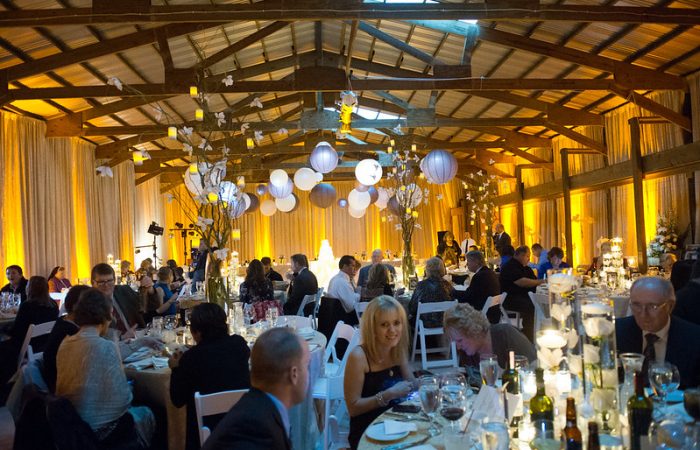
(440, 383), (467, 432)
(649, 362), (680, 415)
(419, 375), (441, 434)
(479, 353), (499, 387)
(481, 419), (510, 450)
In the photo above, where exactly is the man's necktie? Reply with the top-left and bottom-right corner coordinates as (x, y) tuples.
(641, 333), (659, 383)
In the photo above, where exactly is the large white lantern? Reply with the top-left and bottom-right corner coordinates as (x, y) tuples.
(348, 188), (371, 210)
(269, 178), (294, 199)
(275, 194), (297, 212)
(348, 206), (366, 218)
(184, 162), (225, 199)
(269, 169), (289, 187)
(219, 181), (238, 204)
(260, 199), (277, 216)
(293, 168), (318, 191)
(375, 187), (390, 209)
(396, 183), (423, 208)
(420, 149), (458, 184)
(355, 158), (383, 186)
(309, 141), (338, 174)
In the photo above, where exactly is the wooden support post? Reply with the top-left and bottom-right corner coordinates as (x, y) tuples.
(515, 167), (525, 247)
(629, 118), (648, 273)
(560, 149), (574, 267)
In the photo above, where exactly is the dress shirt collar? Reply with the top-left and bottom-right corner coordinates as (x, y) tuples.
(265, 392), (291, 437)
(643, 317), (671, 363)
(643, 317), (670, 342)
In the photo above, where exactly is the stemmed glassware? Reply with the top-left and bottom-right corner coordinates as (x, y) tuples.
(419, 375), (441, 434)
(684, 389), (700, 448)
(440, 373), (468, 432)
(479, 353), (499, 387)
(649, 362), (680, 415)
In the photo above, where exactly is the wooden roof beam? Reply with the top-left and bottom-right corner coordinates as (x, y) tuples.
(1, 3), (699, 26)
(198, 21), (289, 69)
(609, 86), (692, 132)
(354, 21), (444, 67)
(545, 122), (607, 155)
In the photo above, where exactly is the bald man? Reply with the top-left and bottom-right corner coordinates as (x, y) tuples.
(357, 249), (396, 288)
(616, 276), (700, 389)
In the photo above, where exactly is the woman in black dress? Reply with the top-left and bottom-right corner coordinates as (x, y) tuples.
(344, 296), (415, 449)
(436, 231), (462, 267)
(239, 259), (274, 304)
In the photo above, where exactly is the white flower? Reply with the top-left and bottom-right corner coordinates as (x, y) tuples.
(583, 317), (615, 338)
(254, 130), (263, 143)
(249, 97), (263, 109)
(567, 328), (579, 349)
(551, 303), (572, 323)
(180, 126), (193, 136)
(240, 122), (250, 134)
(394, 224), (401, 231)
(436, 194), (443, 200)
(488, 159), (495, 165)
(196, 216), (213, 229)
(477, 170), (483, 176)
(277, 128), (288, 135)
(153, 106), (164, 122)
(583, 344), (600, 364)
(538, 347), (564, 369)
(221, 146), (230, 156)
(215, 112), (226, 127)
(107, 77), (122, 91)
(222, 75), (234, 86)
(213, 248), (230, 260)
(415, 223), (422, 229)
(182, 143), (192, 153)
(96, 165), (113, 177)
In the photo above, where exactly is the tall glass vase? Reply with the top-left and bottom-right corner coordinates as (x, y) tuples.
(401, 237), (415, 287)
(206, 255), (228, 309)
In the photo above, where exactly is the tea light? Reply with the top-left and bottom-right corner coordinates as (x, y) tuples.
(195, 108), (204, 121)
(189, 86), (198, 97)
(521, 370), (536, 400)
(556, 370), (571, 394)
(536, 329), (567, 349)
(168, 126), (177, 139)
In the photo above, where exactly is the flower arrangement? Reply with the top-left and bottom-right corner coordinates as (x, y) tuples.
(461, 171), (499, 258)
(647, 211), (679, 258)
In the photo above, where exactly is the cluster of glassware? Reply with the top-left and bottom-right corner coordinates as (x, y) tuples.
(227, 302), (282, 343)
(0, 292), (21, 313)
(148, 314), (186, 344)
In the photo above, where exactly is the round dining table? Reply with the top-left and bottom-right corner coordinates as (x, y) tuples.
(125, 327), (326, 450)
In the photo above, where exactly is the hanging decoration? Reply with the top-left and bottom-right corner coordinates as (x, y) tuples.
(246, 193), (260, 213)
(268, 178), (294, 199)
(269, 169), (289, 188)
(309, 141), (339, 173)
(275, 194), (297, 213)
(256, 183), (268, 196)
(338, 198), (348, 208)
(375, 187), (390, 209)
(293, 167), (319, 191)
(309, 183), (337, 208)
(339, 91), (357, 135)
(355, 158), (383, 186)
(260, 199), (277, 216)
(462, 171), (499, 259)
(367, 186), (379, 204)
(348, 189), (371, 210)
(348, 206), (366, 219)
(420, 149), (458, 184)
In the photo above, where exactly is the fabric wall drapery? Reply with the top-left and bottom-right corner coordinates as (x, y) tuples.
(689, 72), (700, 243)
(134, 177), (166, 269)
(0, 111), (136, 282)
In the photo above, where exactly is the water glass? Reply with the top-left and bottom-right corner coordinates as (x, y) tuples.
(418, 375), (440, 433)
(266, 307), (279, 327)
(444, 425), (469, 450)
(481, 420), (510, 450)
(151, 316), (164, 337)
(480, 353), (499, 387)
(649, 362), (680, 414)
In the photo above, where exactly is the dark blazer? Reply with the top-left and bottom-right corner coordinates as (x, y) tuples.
(265, 269), (283, 282)
(357, 263), (396, 288)
(493, 232), (511, 255)
(455, 266), (501, 323)
(673, 280), (700, 326)
(113, 285), (146, 329)
(170, 334), (251, 450)
(201, 387), (292, 450)
(284, 268), (318, 316)
(1, 277), (29, 303)
(616, 315), (700, 389)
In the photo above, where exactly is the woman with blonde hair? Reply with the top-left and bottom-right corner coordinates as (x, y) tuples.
(344, 296), (415, 449)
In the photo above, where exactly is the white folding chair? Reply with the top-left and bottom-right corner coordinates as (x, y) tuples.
(481, 293), (509, 322)
(17, 321), (56, 371)
(313, 326), (360, 450)
(355, 301), (370, 323)
(411, 300), (459, 370)
(297, 293), (317, 318)
(276, 315), (313, 329)
(528, 292), (546, 332)
(194, 389), (248, 445)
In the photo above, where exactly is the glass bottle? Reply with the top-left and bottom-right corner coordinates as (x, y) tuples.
(530, 368), (554, 424)
(502, 351), (522, 430)
(562, 397), (583, 450)
(587, 422), (600, 450)
(628, 371), (653, 450)
(619, 353), (644, 415)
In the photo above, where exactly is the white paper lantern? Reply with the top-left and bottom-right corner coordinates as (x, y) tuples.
(348, 206), (366, 218)
(183, 162), (225, 199)
(275, 194), (297, 212)
(294, 168), (318, 191)
(355, 158), (383, 186)
(338, 198), (348, 208)
(421, 149), (458, 184)
(260, 199), (277, 216)
(309, 141), (338, 174)
(256, 184), (268, 196)
(348, 189), (371, 210)
(269, 169), (289, 187)
(269, 178), (294, 199)
(368, 186), (379, 204)
(219, 181), (238, 203)
(316, 172), (324, 182)
(375, 187), (390, 209)
(228, 198), (247, 219)
(396, 183), (423, 208)
(241, 193), (251, 210)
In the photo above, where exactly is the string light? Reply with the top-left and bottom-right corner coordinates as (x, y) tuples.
(168, 126), (177, 139)
(195, 108), (204, 121)
(189, 86), (198, 97)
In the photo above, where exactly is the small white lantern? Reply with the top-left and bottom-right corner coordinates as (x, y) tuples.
(268, 178), (294, 199)
(420, 149), (458, 184)
(348, 206), (366, 218)
(260, 199), (277, 216)
(219, 181), (238, 203)
(293, 167), (318, 191)
(269, 169), (289, 187)
(275, 194), (297, 213)
(348, 188), (371, 210)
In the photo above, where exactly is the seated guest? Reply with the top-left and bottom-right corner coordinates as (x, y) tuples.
(44, 285), (90, 393)
(92, 262), (145, 336)
(537, 246), (571, 279)
(201, 327), (310, 450)
(361, 263), (394, 301)
(455, 250), (501, 324)
(617, 276), (700, 389)
(670, 259), (695, 293)
(499, 245), (515, 268)
(587, 239), (611, 275)
(0, 276), (60, 388)
(261, 256), (283, 282)
(357, 249), (396, 288)
(500, 246), (545, 341)
(326, 255), (361, 314)
(154, 266), (179, 316)
(47, 266), (72, 293)
(660, 253), (677, 277)
(169, 303), (251, 450)
(436, 231), (462, 267)
(444, 303), (536, 377)
(166, 259), (185, 286)
(240, 259), (275, 304)
(139, 274), (178, 324)
(1, 264), (28, 303)
(120, 260), (134, 281)
(56, 288), (155, 448)
(408, 257), (455, 328)
(344, 296), (415, 449)
(284, 254), (318, 316)
(674, 260), (700, 325)
(530, 243), (548, 270)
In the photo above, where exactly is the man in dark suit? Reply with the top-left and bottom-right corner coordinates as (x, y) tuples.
(91, 263), (145, 333)
(357, 249), (396, 288)
(499, 246), (545, 341)
(455, 250), (501, 323)
(261, 256), (284, 282)
(283, 253), (318, 316)
(492, 223), (511, 256)
(202, 327), (310, 450)
(616, 276), (700, 389)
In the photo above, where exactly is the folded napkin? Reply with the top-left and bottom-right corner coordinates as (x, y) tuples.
(453, 284), (467, 291)
(298, 327), (315, 337)
(125, 358), (154, 370)
(123, 347), (158, 363)
(384, 420), (417, 435)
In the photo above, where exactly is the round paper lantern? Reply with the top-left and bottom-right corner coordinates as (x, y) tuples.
(354, 181), (369, 192)
(316, 172), (324, 182)
(367, 186), (379, 204)
(355, 158), (383, 186)
(269, 169), (289, 187)
(396, 183), (423, 208)
(348, 189), (371, 210)
(387, 195), (402, 216)
(421, 149), (458, 184)
(246, 193), (260, 213)
(219, 181), (238, 203)
(375, 187), (390, 209)
(348, 206), (366, 218)
(275, 194), (297, 213)
(241, 193), (251, 210)
(256, 184), (268, 196)
(309, 183), (336, 208)
(269, 178), (294, 199)
(293, 168), (317, 191)
(228, 198), (247, 219)
(184, 162), (225, 198)
(260, 199), (277, 216)
(338, 198), (348, 208)
(289, 193), (300, 212)
(309, 141), (338, 174)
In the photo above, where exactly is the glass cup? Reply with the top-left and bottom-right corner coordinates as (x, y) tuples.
(151, 316), (164, 338)
(418, 375), (440, 434)
(649, 362), (681, 415)
(266, 307), (279, 327)
(440, 383), (467, 432)
(481, 420), (510, 450)
(443, 425), (469, 450)
(479, 353), (499, 387)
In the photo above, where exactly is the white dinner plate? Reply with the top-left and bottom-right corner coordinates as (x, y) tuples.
(365, 423), (409, 442)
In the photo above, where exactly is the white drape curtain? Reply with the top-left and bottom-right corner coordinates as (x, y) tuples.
(134, 177), (166, 269)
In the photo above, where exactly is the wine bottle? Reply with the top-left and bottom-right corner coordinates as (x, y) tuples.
(587, 422), (600, 450)
(628, 370), (653, 450)
(529, 367), (554, 425)
(502, 351), (522, 429)
(562, 397), (583, 450)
